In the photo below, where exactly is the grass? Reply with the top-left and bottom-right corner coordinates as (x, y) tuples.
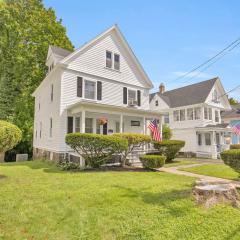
(0, 161), (240, 240)
(164, 159), (197, 168)
(181, 163), (240, 180)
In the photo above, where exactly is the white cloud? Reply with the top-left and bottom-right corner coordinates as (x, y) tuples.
(172, 71), (212, 79)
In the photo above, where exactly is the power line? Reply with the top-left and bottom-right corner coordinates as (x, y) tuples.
(169, 37), (240, 83)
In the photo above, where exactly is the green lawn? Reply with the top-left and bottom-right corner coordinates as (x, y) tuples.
(181, 164), (240, 180)
(1, 161), (240, 240)
(164, 159), (197, 168)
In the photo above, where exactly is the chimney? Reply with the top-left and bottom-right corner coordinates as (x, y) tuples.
(159, 83), (165, 94)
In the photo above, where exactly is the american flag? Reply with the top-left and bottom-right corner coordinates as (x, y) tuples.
(232, 121), (240, 135)
(148, 119), (161, 141)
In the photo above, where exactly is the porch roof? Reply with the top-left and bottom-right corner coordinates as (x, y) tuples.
(195, 123), (232, 132)
(66, 99), (164, 117)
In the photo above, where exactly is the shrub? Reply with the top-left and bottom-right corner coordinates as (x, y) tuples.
(153, 140), (185, 162)
(221, 149), (240, 174)
(162, 124), (172, 140)
(0, 120), (22, 162)
(140, 154), (166, 169)
(113, 133), (151, 166)
(230, 144), (240, 150)
(65, 133), (128, 168)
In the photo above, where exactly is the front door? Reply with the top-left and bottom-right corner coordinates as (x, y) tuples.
(103, 123), (108, 135)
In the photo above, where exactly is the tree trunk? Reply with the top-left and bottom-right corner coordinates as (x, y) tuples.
(0, 152), (5, 162)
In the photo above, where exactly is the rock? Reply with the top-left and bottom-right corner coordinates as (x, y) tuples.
(193, 181), (240, 208)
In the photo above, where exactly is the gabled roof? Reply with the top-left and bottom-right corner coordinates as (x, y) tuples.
(150, 78), (218, 108)
(49, 45), (72, 58)
(60, 24), (153, 88)
(222, 104), (240, 119)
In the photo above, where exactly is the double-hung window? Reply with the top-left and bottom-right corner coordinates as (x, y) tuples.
(209, 108), (212, 120)
(173, 110), (180, 121)
(49, 118), (53, 138)
(197, 134), (202, 146)
(85, 118), (93, 133)
(106, 51), (112, 68)
(114, 54), (120, 70)
(180, 109), (185, 121)
(204, 107), (208, 119)
(205, 133), (211, 145)
(194, 107), (201, 120)
(84, 80), (96, 100)
(75, 117), (80, 132)
(187, 108), (194, 120)
(128, 89), (137, 104)
(215, 110), (220, 122)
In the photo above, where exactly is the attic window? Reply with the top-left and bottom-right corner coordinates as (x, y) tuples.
(212, 89), (219, 103)
(155, 100), (159, 106)
(106, 51), (112, 68)
(106, 51), (120, 70)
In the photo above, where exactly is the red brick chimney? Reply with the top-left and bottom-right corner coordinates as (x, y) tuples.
(159, 83), (165, 94)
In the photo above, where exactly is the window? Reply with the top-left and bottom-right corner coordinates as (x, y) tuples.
(106, 51), (112, 68)
(75, 117), (80, 132)
(50, 84), (53, 102)
(85, 118), (93, 133)
(128, 89), (137, 104)
(173, 110), (180, 121)
(215, 110), (219, 122)
(155, 100), (159, 106)
(115, 122), (120, 133)
(180, 109), (185, 121)
(204, 107), (208, 119)
(209, 108), (212, 120)
(212, 89), (218, 102)
(49, 118), (53, 137)
(131, 121), (140, 126)
(114, 54), (120, 70)
(164, 114), (169, 124)
(187, 108), (194, 120)
(67, 117), (73, 133)
(84, 80), (96, 100)
(197, 134), (202, 146)
(194, 107), (201, 120)
(205, 133), (211, 145)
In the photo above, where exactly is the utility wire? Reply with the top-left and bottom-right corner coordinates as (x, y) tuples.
(169, 37), (240, 83)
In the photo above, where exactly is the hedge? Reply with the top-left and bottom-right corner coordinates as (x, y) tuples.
(153, 140), (185, 162)
(140, 154), (166, 169)
(113, 133), (151, 166)
(65, 133), (128, 168)
(221, 149), (240, 174)
(0, 120), (22, 161)
(230, 144), (240, 150)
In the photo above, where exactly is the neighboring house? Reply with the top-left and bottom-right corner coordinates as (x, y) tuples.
(32, 25), (162, 161)
(150, 78), (232, 159)
(222, 104), (240, 144)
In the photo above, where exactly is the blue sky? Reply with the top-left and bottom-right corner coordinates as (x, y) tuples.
(44, 0), (240, 100)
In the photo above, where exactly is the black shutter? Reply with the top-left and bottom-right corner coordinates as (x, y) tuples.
(123, 87), (127, 104)
(97, 81), (102, 100)
(67, 117), (73, 133)
(137, 90), (141, 106)
(77, 77), (83, 97)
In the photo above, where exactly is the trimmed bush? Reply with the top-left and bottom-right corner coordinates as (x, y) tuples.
(153, 140), (185, 162)
(113, 133), (151, 166)
(162, 124), (172, 140)
(65, 133), (128, 168)
(230, 144), (240, 150)
(221, 149), (240, 174)
(0, 121), (22, 162)
(140, 154), (166, 169)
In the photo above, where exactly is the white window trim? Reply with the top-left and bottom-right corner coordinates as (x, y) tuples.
(83, 78), (98, 101)
(105, 50), (120, 72)
(127, 88), (138, 105)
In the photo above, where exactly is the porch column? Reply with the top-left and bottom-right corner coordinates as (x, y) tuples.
(211, 131), (217, 159)
(81, 110), (85, 133)
(120, 114), (123, 133)
(143, 116), (146, 134)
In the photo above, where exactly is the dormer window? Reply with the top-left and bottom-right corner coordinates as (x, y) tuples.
(106, 51), (120, 70)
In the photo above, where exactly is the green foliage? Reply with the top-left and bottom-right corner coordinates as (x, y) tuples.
(153, 140), (185, 162)
(162, 124), (172, 140)
(65, 133), (128, 168)
(221, 149), (240, 174)
(0, 0), (73, 158)
(230, 144), (240, 150)
(0, 120), (22, 153)
(113, 133), (152, 166)
(228, 97), (239, 105)
(140, 154), (166, 169)
(58, 160), (83, 171)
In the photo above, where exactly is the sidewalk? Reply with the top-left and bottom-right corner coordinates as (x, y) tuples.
(159, 163), (240, 188)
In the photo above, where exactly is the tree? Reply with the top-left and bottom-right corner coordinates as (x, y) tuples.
(0, 121), (22, 162)
(229, 97), (239, 105)
(0, 0), (74, 159)
(162, 124), (172, 140)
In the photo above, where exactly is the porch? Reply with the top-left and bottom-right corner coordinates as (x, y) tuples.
(195, 124), (232, 159)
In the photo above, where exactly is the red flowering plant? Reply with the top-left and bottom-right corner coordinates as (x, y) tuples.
(97, 117), (108, 125)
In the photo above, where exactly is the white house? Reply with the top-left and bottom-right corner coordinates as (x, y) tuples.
(32, 25), (163, 161)
(150, 78), (232, 159)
